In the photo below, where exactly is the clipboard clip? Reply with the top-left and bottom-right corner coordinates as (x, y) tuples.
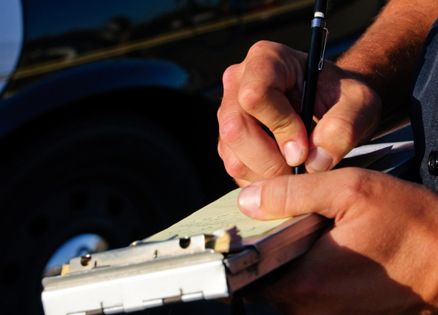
(55, 227), (243, 277)
(41, 229), (249, 315)
(41, 214), (328, 315)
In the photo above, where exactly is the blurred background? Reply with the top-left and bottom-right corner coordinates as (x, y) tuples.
(0, 0), (386, 314)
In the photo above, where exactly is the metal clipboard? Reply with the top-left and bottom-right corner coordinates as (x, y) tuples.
(41, 213), (327, 315)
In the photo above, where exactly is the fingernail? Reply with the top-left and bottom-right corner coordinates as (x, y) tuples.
(284, 141), (304, 166)
(238, 184), (261, 215)
(306, 147), (333, 172)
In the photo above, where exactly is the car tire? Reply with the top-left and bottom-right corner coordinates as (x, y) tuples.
(0, 110), (216, 315)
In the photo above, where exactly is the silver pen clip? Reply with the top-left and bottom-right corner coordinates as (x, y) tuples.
(318, 27), (329, 71)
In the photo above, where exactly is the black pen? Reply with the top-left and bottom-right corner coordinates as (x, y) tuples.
(293, 0), (328, 174)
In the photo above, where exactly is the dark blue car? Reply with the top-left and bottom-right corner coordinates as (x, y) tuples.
(0, 1), (385, 314)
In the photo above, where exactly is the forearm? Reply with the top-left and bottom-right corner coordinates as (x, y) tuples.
(336, 0), (438, 126)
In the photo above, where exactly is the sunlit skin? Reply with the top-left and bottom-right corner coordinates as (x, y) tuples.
(217, 0), (438, 313)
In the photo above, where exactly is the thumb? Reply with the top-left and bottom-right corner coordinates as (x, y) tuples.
(237, 169), (364, 220)
(306, 79), (381, 173)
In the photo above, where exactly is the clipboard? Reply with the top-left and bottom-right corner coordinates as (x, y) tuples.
(41, 129), (415, 315)
(41, 188), (328, 315)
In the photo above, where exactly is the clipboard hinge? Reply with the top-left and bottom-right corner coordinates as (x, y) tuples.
(224, 247), (259, 275)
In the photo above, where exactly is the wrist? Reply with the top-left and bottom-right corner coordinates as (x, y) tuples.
(335, 54), (385, 100)
(411, 192), (438, 306)
(420, 232), (438, 307)
(335, 0), (437, 127)
(335, 57), (410, 136)
(339, 66), (383, 142)
(424, 212), (438, 306)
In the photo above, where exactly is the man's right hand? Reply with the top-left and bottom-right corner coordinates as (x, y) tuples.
(217, 40), (382, 186)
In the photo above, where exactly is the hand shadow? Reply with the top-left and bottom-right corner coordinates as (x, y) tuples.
(239, 234), (438, 315)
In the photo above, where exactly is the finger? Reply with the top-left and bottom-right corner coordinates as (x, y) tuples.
(217, 140), (259, 185)
(218, 111), (291, 179)
(219, 64), (290, 179)
(306, 79), (382, 172)
(237, 168), (372, 220)
(238, 41), (308, 166)
(235, 178), (251, 188)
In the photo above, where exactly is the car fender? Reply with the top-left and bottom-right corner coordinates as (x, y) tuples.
(0, 58), (191, 137)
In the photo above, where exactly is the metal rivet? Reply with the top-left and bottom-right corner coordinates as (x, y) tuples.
(428, 151), (438, 176)
(80, 254), (92, 266)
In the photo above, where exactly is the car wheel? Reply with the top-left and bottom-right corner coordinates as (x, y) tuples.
(0, 111), (214, 315)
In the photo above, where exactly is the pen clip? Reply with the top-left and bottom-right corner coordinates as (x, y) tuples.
(318, 27), (329, 71)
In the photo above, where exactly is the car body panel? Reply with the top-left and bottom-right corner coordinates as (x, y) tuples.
(0, 0), (384, 136)
(8, 0), (383, 94)
(0, 0), (23, 94)
(0, 59), (189, 137)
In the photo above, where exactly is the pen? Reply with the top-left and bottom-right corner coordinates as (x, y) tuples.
(293, 0), (328, 174)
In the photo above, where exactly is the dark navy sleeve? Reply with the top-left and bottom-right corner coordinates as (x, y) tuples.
(410, 19), (438, 192)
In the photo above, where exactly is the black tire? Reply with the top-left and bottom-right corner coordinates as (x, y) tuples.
(0, 110), (215, 315)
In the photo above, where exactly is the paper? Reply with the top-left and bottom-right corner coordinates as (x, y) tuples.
(147, 140), (414, 243)
(147, 188), (289, 241)
(337, 140), (413, 169)
(344, 141), (413, 159)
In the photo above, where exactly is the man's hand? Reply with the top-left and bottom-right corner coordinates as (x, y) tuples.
(237, 168), (438, 314)
(217, 41), (381, 186)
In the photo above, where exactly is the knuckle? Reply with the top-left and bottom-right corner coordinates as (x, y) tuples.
(222, 64), (240, 86)
(279, 177), (294, 217)
(217, 141), (249, 180)
(248, 40), (273, 55)
(336, 124), (356, 150)
(216, 104), (227, 122)
(216, 106), (222, 121)
(262, 162), (287, 179)
(217, 141), (224, 159)
(324, 116), (357, 153)
(224, 158), (248, 179)
(269, 115), (296, 136)
(238, 84), (268, 114)
(341, 168), (372, 206)
(218, 113), (245, 144)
